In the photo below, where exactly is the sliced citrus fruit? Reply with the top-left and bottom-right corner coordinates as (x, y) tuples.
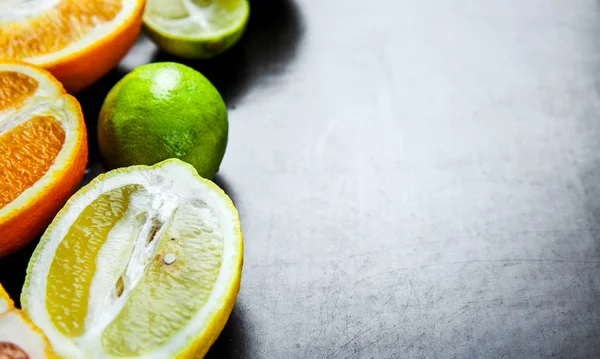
(0, 283), (57, 358)
(22, 159), (243, 358)
(143, 0), (250, 59)
(0, 61), (87, 257)
(0, 0), (145, 93)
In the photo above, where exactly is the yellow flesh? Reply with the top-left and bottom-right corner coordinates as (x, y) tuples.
(44, 184), (224, 356)
(46, 185), (143, 337)
(102, 202), (223, 356)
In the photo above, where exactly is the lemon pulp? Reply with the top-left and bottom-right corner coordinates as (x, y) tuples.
(101, 202), (223, 356)
(44, 183), (224, 356)
(47, 185), (143, 337)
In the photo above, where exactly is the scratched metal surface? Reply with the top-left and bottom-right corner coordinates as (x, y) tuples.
(2, 0), (600, 357)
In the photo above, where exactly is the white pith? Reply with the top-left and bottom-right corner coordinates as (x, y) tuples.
(144, 0), (248, 38)
(23, 160), (242, 359)
(0, 297), (8, 314)
(0, 62), (82, 219)
(0, 0), (139, 65)
(0, 295), (50, 358)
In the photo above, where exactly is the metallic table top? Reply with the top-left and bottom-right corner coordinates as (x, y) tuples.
(2, 0), (600, 357)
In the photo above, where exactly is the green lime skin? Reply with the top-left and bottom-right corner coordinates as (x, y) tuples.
(98, 62), (228, 179)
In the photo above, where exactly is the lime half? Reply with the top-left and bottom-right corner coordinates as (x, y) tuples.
(143, 0), (250, 59)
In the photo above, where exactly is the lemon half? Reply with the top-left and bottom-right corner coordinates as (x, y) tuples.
(21, 159), (243, 358)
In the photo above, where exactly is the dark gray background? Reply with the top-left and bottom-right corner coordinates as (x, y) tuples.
(2, 0), (600, 357)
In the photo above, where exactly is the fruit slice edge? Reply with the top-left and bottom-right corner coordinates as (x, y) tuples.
(22, 159), (242, 358)
(0, 285), (56, 359)
(144, 0), (249, 39)
(0, 0), (145, 92)
(142, 0), (249, 58)
(0, 61), (87, 256)
(0, 0), (141, 64)
(0, 115), (66, 208)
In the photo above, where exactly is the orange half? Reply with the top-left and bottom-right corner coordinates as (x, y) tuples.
(0, 61), (87, 256)
(0, 283), (57, 358)
(0, 0), (145, 93)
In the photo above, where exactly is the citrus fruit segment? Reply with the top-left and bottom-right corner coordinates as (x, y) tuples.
(0, 0), (145, 93)
(0, 115), (66, 208)
(0, 71), (39, 111)
(0, 61), (87, 257)
(22, 159), (243, 359)
(143, 0), (250, 58)
(0, 284), (57, 358)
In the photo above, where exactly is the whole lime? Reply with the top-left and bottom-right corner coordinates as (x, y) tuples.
(97, 62), (228, 179)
